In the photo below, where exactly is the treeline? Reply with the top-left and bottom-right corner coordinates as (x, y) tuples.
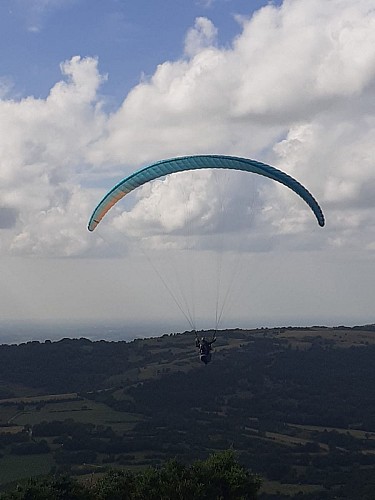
(0, 332), (199, 394)
(0, 450), (261, 500)
(0, 338), (135, 393)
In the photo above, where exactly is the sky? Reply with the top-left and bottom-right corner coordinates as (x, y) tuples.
(0, 0), (375, 339)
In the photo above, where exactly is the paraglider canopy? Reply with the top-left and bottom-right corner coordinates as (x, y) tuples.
(87, 154), (325, 338)
(88, 155), (325, 231)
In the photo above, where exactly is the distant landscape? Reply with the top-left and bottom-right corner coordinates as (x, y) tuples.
(0, 321), (168, 345)
(0, 324), (375, 499)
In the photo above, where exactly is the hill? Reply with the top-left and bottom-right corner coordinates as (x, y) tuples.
(0, 325), (375, 498)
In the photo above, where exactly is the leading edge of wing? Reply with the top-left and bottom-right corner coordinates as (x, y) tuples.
(88, 155), (325, 231)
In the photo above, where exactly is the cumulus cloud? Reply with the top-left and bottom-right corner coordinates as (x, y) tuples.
(1, 0), (375, 260)
(184, 17), (218, 57)
(90, 0), (375, 160)
(87, 0), (375, 254)
(0, 56), (105, 256)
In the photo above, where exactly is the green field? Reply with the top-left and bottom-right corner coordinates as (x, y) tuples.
(0, 397), (142, 488)
(0, 454), (54, 486)
(10, 399), (140, 433)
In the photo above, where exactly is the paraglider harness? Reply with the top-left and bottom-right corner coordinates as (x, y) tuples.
(195, 332), (216, 365)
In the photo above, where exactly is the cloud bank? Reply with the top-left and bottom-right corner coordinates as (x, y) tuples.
(1, 0), (375, 259)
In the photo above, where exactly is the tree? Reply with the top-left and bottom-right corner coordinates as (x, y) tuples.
(91, 450), (261, 499)
(0, 451), (261, 500)
(190, 450), (261, 500)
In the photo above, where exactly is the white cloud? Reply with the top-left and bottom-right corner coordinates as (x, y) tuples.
(1, 0), (375, 264)
(184, 17), (218, 57)
(85, 0), (375, 257)
(0, 56), (105, 256)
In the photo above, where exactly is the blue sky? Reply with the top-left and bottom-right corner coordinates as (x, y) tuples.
(0, 0), (375, 337)
(1, 0), (275, 105)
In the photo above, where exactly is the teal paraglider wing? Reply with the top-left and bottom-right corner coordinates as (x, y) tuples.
(88, 155), (325, 231)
